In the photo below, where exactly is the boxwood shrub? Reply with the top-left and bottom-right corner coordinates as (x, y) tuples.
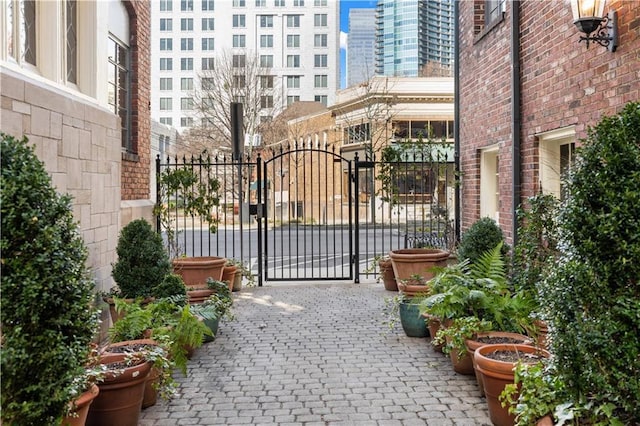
(1, 134), (98, 424)
(457, 216), (509, 264)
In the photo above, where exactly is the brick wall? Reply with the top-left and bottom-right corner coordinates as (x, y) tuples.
(458, 0), (640, 244)
(121, 0), (152, 202)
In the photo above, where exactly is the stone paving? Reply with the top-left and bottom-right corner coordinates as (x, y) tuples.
(139, 282), (492, 426)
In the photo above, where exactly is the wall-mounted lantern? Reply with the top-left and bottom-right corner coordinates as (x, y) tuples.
(570, 0), (618, 51)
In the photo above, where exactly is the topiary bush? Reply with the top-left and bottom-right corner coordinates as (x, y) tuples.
(111, 218), (172, 299)
(539, 102), (640, 423)
(154, 273), (188, 299)
(457, 217), (509, 264)
(1, 133), (99, 424)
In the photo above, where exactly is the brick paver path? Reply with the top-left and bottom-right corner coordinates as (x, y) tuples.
(139, 282), (492, 425)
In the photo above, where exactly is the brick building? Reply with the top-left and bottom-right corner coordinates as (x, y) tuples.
(1, 0), (152, 318)
(457, 0), (639, 243)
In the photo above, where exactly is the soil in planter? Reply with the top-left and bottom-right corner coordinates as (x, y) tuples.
(475, 336), (529, 345)
(484, 350), (545, 363)
(106, 343), (154, 354)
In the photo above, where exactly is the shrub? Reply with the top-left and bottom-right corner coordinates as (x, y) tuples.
(155, 273), (188, 299)
(111, 218), (172, 299)
(540, 102), (640, 423)
(1, 133), (98, 424)
(457, 217), (509, 264)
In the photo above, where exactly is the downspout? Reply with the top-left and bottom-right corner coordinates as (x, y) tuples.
(511, 1), (521, 246)
(453, 0), (461, 244)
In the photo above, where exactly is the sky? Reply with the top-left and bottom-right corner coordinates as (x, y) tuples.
(339, 0), (377, 89)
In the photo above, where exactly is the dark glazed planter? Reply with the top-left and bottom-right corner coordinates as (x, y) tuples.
(399, 300), (429, 337)
(378, 258), (398, 291)
(474, 344), (550, 426)
(202, 316), (220, 343)
(173, 256), (225, 289)
(389, 248), (449, 282)
(86, 353), (152, 426)
(61, 384), (99, 426)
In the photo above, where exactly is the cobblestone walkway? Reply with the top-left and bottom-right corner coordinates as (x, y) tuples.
(139, 282), (492, 425)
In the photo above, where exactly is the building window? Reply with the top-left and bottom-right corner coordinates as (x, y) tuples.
(256, 0), (266, 6)
(314, 34), (327, 47)
(202, 17), (214, 31)
(287, 95), (300, 105)
(260, 55), (273, 68)
(202, 37), (214, 50)
(480, 147), (499, 221)
(260, 35), (273, 48)
(202, 0), (214, 10)
(538, 127), (576, 200)
(65, 0), (78, 83)
(181, 18), (193, 31)
(260, 75), (274, 88)
(181, 0), (193, 11)
(286, 76), (300, 88)
(286, 15), (300, 27)
(287, 34), (300, 47)
(181, 77), (193, 90)
(181, 117), (194, 127)
(160, 18), (173, 31)
(233, 34), (246, 48)
(260, 15), (273, 28)
(233, 75), (246, 88)
(261, 95), (274, 108)
(287, 55), (300, 67)
(160, 117), (173, 125)
(485, 0), (505, 26)
(181, 57), (193, 70)
(201, 77), (215, 90)
(160, 38), (173, 51)
(232, 14), (245, 27)
(275, 0), (285, 6)
(233, 0), (246, 6)
(181, 97), (194, 110)
(233, 54), (246, 67)
(160, 57), (173, 70)
(160, 77), (173, 90)
(314, 0), (326, 5)
(181, 38), (193, 51)
(314, 14), (327, 27)
(202, 57), (215, 70)
(314, 54), (327, 67)
(159, 97), (172, 111)
(294, 0), (304, 5)
(160, 0), (173, 11)
(314, 74), (327, 88)
(314, 95), (327, 106)
(108, 35), (131, 152)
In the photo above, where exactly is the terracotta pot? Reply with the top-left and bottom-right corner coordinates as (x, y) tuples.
(61, 384), (99, 426)
(537, 414), (554, 426)
(422, 314), (444, 353)
(221, 265), (237, 292)
(187, 288), (215, 304)
(86, 353), (152, 426)
(172, 256), (225, 290)
(533, 319), (549, 350)
(378, 258), (398, 291)
(465, 332), (533, 397)
(101, 339), (161, 409)
(474, 344), (550, 426)
(397, 280), (430, 298)
(399, 299), (428, 337)
(445, 335), (474, 375)
(389, 248), (449, 282)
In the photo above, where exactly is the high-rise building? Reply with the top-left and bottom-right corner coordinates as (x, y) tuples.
(375, 0), (454, 77)
(346, 8), (376, 87)
(151, 0), (340, 133)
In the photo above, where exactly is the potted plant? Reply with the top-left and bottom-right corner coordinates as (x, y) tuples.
(456, 217), (510, 265)
(106, 218), (174, 322)
(382, 293), (429, 338)
(225, 258), (255, 291)
(1, 134), (100, 425)
(154, 160), (225, 291)
(433, 316), (493, 375)
(221, 260), (238, 291)
(388, 247), (450, 283)
(191, 278), (235, 342)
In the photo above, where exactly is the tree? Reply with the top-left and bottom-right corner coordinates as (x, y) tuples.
(185, 49), (282, 158)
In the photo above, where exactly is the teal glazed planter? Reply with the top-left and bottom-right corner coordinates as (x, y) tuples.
(399, 300), (429, 337)
(202, 316), (219, 343)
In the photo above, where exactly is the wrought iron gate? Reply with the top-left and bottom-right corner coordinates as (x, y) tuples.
(156, 143), (456, 286)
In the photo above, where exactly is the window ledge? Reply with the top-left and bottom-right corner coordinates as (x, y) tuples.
(473, 12), (505, 44)
(122, 151), (139, 162)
